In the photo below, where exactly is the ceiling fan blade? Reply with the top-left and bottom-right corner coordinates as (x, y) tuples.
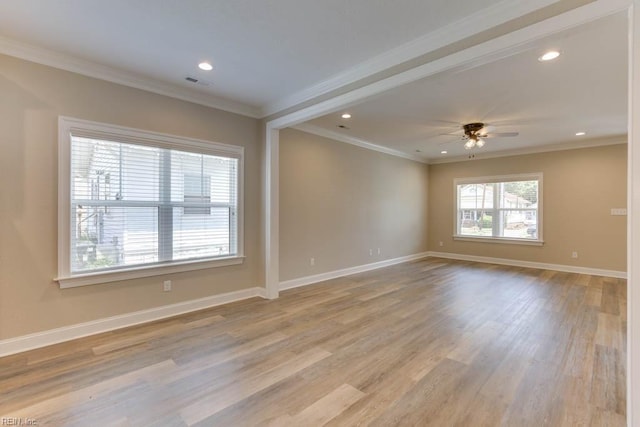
(482, 132), (519, 138)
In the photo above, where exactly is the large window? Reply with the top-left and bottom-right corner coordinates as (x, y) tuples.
(454, 174), (542, 244)
(57, 117), (244, 287)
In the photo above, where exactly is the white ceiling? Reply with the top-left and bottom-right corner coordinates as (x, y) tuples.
(0, 1), (627, 162)
(0, 0), (508, 113)
(305, 11), (628, 161)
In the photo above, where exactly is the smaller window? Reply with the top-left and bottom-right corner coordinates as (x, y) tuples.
(454, 173), (542, 244)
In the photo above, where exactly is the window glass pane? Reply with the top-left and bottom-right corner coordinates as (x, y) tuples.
(205, 156), (237, 204)
(121, 145), (160, 201)
(499, 210), (538, 239)
(171, 151), (202, 202)
(71, 206), (158, 272)
(173, 207), (230, 260)
(71, 137), (160, 202)
(459, 184), (493, 209)
(499, 181), (538, 208)
(71, 137), (122, 202)
(459, 210), (493, 237)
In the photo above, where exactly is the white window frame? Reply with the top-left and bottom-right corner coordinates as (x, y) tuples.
(56, 117), (245, 288)
(453, 173), (543, 246)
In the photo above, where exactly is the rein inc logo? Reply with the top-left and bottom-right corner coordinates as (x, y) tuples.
(1, 418), (38, 426)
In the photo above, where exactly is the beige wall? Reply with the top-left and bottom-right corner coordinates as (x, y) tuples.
(428, 143), (627, 272)
(279, 128), (429, 282)
(0, 55), (262, 340)
(0, 53), (625, 341)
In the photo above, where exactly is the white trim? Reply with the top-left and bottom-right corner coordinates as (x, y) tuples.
(57, 116), (245, 286)
(264, 126), (280, 299)
(58, 116), (245, 158)
(263, 0), (562, 116)
(428, 136), (627, 164)
(291, 125), (624, 165)
(427, 251), (627, 279)
(57, 256), (245, 288)
(0, 36), (260, 118)
(0, 287), (267, 358)
(291, 127), (626, 165)
(453, 172), (543, 185)
(292, 124), (427, 164)
(629, 3), (639, 425)
(453, 172), (543, 243)
(453, 236), (544, 246)
(268, 0), (631, 131)
(279, 252), (430, 291)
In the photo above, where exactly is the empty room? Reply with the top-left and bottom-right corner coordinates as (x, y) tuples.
(1, 1), (639, 426)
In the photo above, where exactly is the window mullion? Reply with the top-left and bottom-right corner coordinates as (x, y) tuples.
(158, 149), (173, 261)
(492, 183), (500, 237)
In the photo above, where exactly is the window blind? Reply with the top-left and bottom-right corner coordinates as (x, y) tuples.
(70, 136), (238, 273)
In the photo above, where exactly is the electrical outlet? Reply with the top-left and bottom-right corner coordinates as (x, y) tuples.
(310, 257), (315, 266)
(439, 241), (444, 247)
(377, 248), (381, 255)
(571, 251), (578, 259)
(163, 280), (172, 291)
(611, 208), (627, 216)
(369, 249), (373, 256)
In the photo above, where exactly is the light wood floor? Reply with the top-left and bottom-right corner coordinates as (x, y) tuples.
(0, 258), (627, 426)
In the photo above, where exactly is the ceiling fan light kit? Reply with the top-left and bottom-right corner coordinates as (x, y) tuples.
(448, 122), (519, 150)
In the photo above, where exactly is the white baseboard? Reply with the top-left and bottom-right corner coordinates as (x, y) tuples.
(426, 251), (627, 279)
(3, 251), (623, 358)
(0, 286), (267, 358)
(279, 252), (430, 291)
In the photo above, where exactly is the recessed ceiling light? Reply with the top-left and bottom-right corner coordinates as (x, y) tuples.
(538, 51), (560, 62)
(575, 132), (586, 136)
(341, 113), (352, 119)
(441, 150), (447, 154)
(198, 62), (213, 71)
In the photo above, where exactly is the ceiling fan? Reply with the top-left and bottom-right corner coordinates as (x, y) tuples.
(442, 122), (519, 150)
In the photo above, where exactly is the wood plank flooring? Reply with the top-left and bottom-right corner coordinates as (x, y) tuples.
(0, 258), (627, 426)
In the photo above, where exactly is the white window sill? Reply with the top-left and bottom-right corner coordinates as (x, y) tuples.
(453, 235), (544, 246)
(55, 256), (245, 288)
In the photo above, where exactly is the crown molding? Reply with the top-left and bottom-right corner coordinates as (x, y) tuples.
(292, 124), (428, 164)
(262, 0), (563, 117)
(292, 124), (626, 165)
(0, 36), (261, 118)
(427, 135), (627, 164)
